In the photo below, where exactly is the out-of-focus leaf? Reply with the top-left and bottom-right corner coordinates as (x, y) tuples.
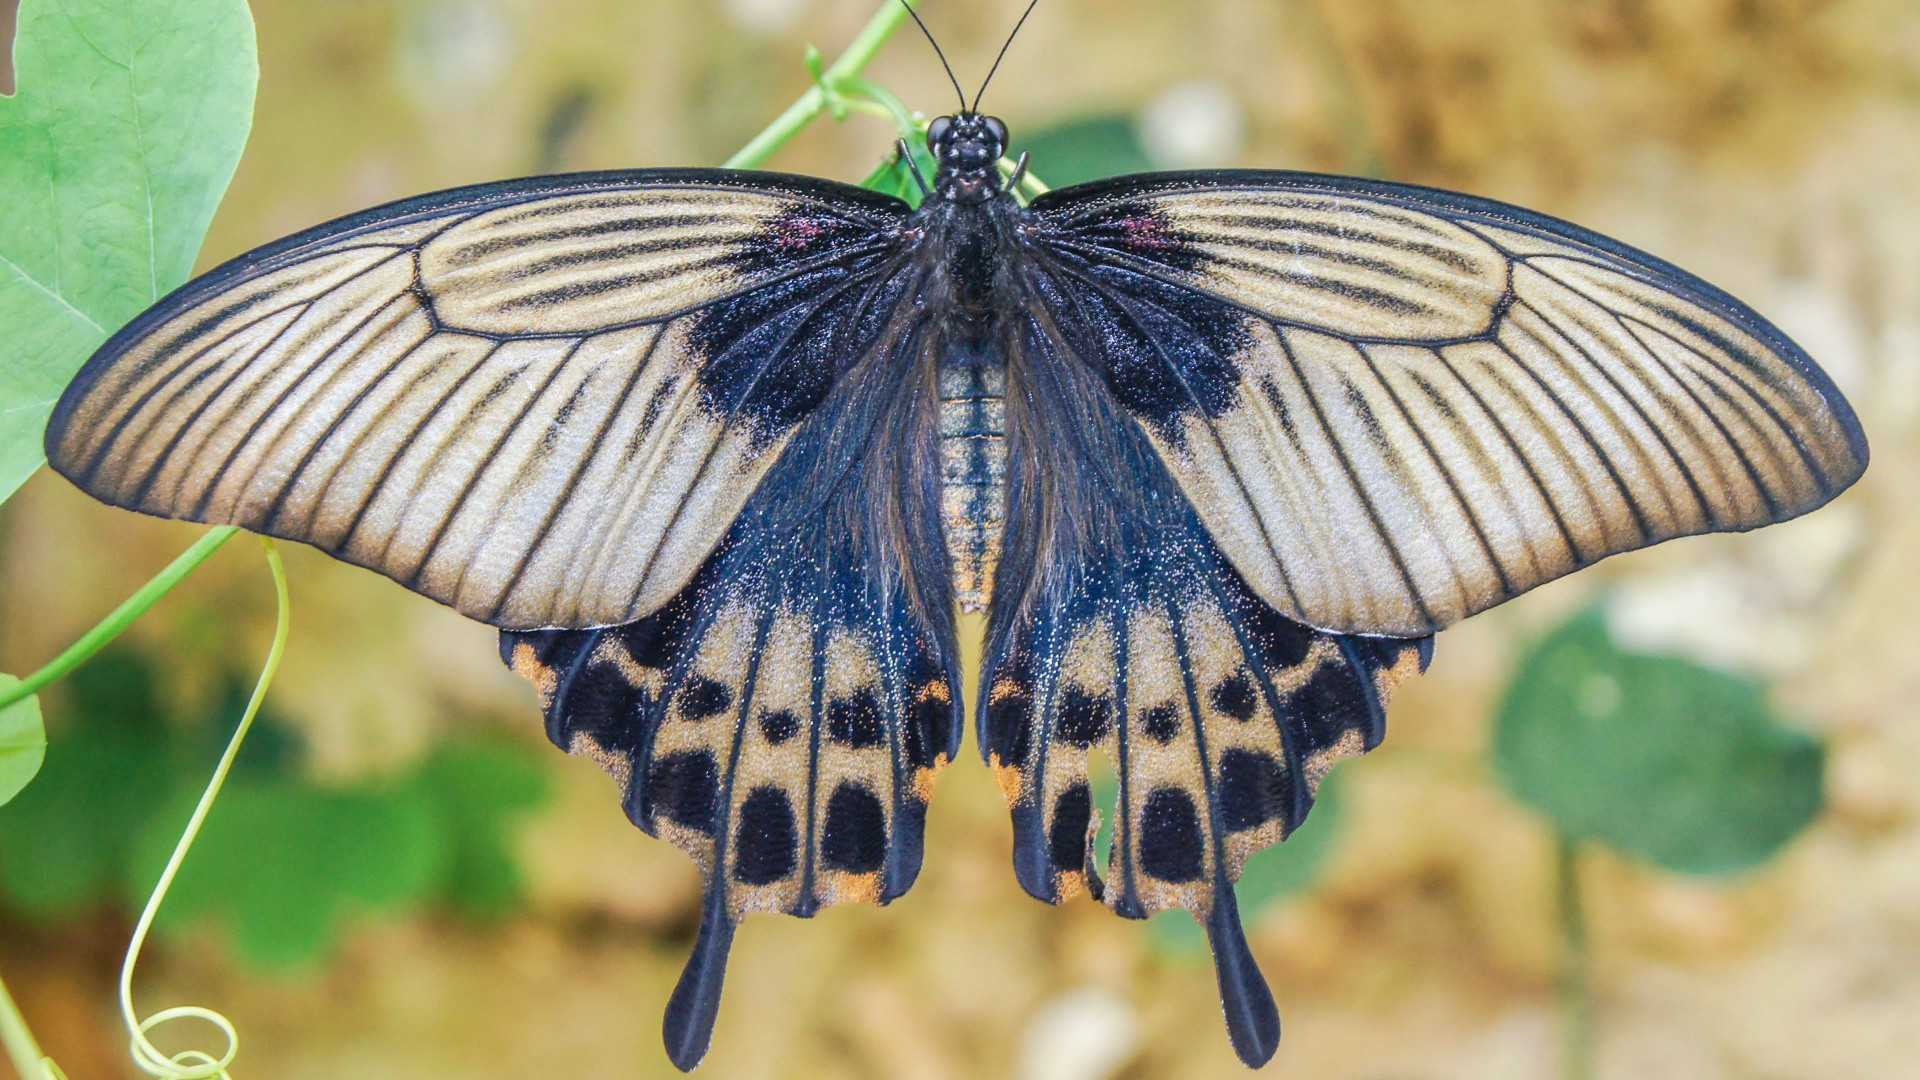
(0, 0), (256, 505)
(0, 653), (181, 916)
(0, 676), (47, 805)
(1147, 764), (1350, 955)
(410, 737), (551, 919)
(1492, 607), (1825, 875)
(133, 782), (445, 969)
(0, 641), (550, 962)
(1018, 113), (1156, 188)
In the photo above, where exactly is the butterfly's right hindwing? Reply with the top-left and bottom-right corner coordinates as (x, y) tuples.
(45, 170), (912, 630)
(981, 289), (1430, 1068)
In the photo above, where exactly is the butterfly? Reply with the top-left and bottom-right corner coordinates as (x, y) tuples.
(41, 10), (1867, 1071)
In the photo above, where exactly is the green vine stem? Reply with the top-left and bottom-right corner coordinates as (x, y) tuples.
(724, 0), (924, 169)
(0, 526), (239, 710)
(1557, 833), (1597, 1080)
(118, 537), (288, 1080)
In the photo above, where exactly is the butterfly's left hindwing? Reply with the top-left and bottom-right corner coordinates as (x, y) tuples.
(504, 306), (960, 1069)
(982, 295), (1428, 1067)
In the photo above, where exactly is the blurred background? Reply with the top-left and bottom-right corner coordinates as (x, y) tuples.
(1, 0), (1915, 1077)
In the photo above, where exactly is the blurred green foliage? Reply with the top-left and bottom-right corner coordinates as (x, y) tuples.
(0, 647), (551, 968)
(1493, 608), (1826, 875)
(1017, 113), (1156, 188)
(0, 0), (257, 506)
(0, 676), (46, 806)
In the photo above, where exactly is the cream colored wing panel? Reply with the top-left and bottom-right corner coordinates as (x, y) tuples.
(1146, 189), (1511, 341)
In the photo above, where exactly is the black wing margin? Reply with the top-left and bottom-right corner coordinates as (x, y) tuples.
(503, 271), (961, 1070)
(980, 280), (1429, 1067)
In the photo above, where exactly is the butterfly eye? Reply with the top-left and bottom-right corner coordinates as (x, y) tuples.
(984, 116), (1008, 148)
(926, 115), (953, 148)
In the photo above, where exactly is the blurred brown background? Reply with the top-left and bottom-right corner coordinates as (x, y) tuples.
(1, 0), (1915, 1077)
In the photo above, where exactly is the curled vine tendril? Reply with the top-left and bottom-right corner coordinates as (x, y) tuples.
(116, 537), (289, 1080)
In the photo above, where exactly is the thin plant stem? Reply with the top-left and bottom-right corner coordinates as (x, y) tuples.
(1557, 833), (1596, 1080)
(723, 0), (924, 169)
(117, 537), (287, 1080)
(0, 969), (54, 1080)
(0, 526), (239, 710)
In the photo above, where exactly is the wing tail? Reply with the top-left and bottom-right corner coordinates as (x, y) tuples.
(664, 892), (736, 1072)
(1205, 885), (1282, 1068)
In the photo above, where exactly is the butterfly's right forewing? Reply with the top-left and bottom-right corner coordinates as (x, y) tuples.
(1026, 172), (1869, 637)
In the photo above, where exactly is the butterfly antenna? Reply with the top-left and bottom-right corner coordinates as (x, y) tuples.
(973, 0), (1039, 112)
(897, 0), (968, 113)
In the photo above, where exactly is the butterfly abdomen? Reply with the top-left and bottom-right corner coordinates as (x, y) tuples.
(937, 339), (1007, 613)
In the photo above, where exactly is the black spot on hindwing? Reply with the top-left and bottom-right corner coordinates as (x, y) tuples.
(1210, 671), (1258, 721)
(1054, 686), (1112, 746)
(733, 786), (799, 885)
(649, 751), (721, 833)
(1049, 783), (1093, 874)
(822, 783), (888, 874)
(1139, 788), (1205, 882)
(827, 687), (885, 748)
(680, 675), (732, 720)
(1217, 748), (1288, 833)
(758, 708), (800, 744)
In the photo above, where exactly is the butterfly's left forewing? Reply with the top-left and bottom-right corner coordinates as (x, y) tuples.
(46, 170), (914, 629)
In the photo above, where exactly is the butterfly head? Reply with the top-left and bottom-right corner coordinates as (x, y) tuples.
(927, 112), (1009, 205)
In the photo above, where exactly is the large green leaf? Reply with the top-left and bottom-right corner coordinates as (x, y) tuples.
(133, 781), (447, 969)
(1492, 608), (1826, 875)
(0, 652), (182, 916)
(0, 0), (257, 505)
(0, 675), (46, 806)
(409, 737), (551, 920)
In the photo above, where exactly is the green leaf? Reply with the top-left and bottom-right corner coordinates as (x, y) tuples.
(0, 676), (47, 806)
(408, 737), (551, 919)
(859, 143), (937, 207)
(1017, 113), (1157, 188)
(1148, 765), (1351, 955)
(133, 781), (446, 969)
(0, 0), (256, 505)
(1492, 608), (1826, 875)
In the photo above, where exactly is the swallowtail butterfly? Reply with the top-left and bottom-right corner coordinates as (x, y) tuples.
(43, 6), (1867, 1069)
